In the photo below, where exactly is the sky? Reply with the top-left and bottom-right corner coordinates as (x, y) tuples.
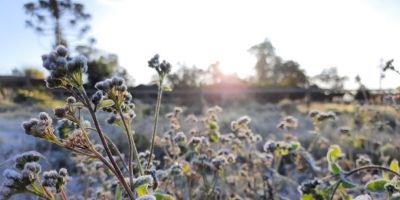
(1, 0), (400, 89)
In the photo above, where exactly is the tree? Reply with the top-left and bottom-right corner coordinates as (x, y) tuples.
(167, 65), (208, 89)
(85, 54), (131, 87)
(24, 0), (91, 47)
(249, 38), (308, 88)
(274, 60), (308, 87)
(76, 39), (134, 87)
(248, 38), (277, 86)
(208, 62), (223, 85)
(313, 67), (348, 91)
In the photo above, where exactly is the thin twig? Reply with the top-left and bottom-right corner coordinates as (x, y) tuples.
(147, 78), (163, 169)
(86, 127), (129, 174)
(117, 106), (144, 191)
(60, 188), (69, 200)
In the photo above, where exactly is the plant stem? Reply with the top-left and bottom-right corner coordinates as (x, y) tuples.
(104, 133), (130, 173)
(147, 78), (164, 169)
(186, 176), (193, 200)
(35, 175), (54, 200)
(117, 106), (144, 191)
(26, 188), (52, 200)
(60, 188), (69, 200)
(307, 133), (320, 152)
(80, 89), (135, 200)
(273, 154), (282, 171)
(86, 126), (130, 177)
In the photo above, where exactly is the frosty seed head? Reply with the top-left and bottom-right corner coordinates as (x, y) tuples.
(211, 156), (227, 170)
(112, 76), (124, 86)
(174, 132), (187, 144)
(55, 45), (68, 57)
(148, 54), (160, 69)
(3, 169), (22, 181)
(39, 112), (50, 121)
(148, 54), (171, 76)
(237, 116), (251, 126)
(59, 168), (68, 177)
(54, 106), (67, 119)
(67, 55), (88, 73)
(66, 96), (76, 104)
(14, 151), (42, 170)
(23, 162), (41, 174)
(91, 91), (103, 105)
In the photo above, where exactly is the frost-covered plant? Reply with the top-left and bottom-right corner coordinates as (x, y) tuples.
(0, 46), (173, 200)
(0, 151), (68, 200)
(4, 44), (400, 200)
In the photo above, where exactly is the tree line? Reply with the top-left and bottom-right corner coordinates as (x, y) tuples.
(19, 0), (373, 92)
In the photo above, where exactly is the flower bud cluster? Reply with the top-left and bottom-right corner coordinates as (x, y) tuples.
(63, 130), (90, 150)
(93, 77), (136, 116)
(188, 136), (203, 150)
(165, 107), (183, 130)
(148, 54), (171, 76)
(106, 110), (136, 128)
(298, 179), (321, 195)
(231, 116), (251, 132)
(22, 112), (57, 142)
(355, 155), (372, 167)
(277, 116), (298, 130)
(14, 151), (42, 170)
(230, 116), (262, 144)
(42, 168), (68, 193)
(54, 96), (80, 121)
(173, 132), (187, 144)
(0, 152), (43, 199)
(139, 150), (159, 168)
(41, 45), (87, 88)
(263, 140), (300, 156)
(309, 110), (336, 122)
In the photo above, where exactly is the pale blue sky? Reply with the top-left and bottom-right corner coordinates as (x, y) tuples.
(1, 0), (400, 89)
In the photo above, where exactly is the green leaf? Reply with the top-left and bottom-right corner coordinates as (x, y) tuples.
(391, 160), (399, 173)
(135, 185), (148, 196)
(327, 145), (342, 163)
(289, 141), (301, 151)
(329, 162), (342, 175)
(133, 175), (153, 196)
(98, 99), (115, 109)
(340, 178), (356, 189)
(366, 178), (388, 192)
(154, 192), (175, 200)
(300, 194), (313, 200)
(208, 121), (220, 130)
(278, 147), (289, 156)
(208, 130), (220, 143)
(342, 194), (353, 200)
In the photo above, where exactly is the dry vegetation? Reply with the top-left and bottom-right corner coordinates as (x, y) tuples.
(1, 46), (400, 200)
